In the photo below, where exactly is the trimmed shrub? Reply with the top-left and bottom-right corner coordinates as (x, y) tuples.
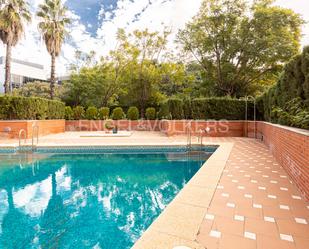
(99, 107), (110, 120)
(127, 106), (139, 120)
(65, 106), (74, 120)
(191, 97), (248, 120)
(157, 101), (170, 120)
(145, 107), (156, 120)
(73, 106), (85, 120)
(111, 107), (125, 120)
(0, 95), (65, 120)
(183, 98), (192, 119)
(167, 98), (184, 119)
(86, 106), (98, 120)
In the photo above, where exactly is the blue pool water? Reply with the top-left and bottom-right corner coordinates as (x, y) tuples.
(0, 147), (215, 248)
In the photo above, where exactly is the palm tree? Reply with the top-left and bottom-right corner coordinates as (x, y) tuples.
(0, 0), (31, 94)
(37, 0), (70, 99)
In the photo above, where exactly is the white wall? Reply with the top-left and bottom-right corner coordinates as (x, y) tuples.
(0, 58), (47, 93)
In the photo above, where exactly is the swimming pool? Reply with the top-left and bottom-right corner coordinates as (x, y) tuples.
(0, 146), (216, 248)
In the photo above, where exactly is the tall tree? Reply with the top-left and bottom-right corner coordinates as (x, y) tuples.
(124, 29), (170, 117)
(177, 0), (303, 97)
(37, 0), (70, 99)
(0, 0), (31, 94)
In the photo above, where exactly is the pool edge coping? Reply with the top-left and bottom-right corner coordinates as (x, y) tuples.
(132, 142), (234, 249)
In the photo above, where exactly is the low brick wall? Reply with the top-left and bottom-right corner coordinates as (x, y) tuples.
(162, 120), (245, 137)
(65, 120), (162, 132)
(0, 120), (65, 139)
(256, 122), (309, 200)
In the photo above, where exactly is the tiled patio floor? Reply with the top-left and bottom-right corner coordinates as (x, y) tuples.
(197, 138), (309, 249)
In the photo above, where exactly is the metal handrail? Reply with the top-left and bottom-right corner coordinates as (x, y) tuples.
(18, 129), (27, 149)
(32, 125), (39, 150)
(245, 96), (256, 139)
(186, 123), (192, 152)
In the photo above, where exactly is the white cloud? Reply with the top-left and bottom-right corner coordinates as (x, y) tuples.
(0, 0), (308, 76)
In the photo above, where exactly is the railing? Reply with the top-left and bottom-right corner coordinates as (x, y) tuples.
(186, 123), (192, 152)
(18, 129), (27, 150)
(32, 125), (39, 151)
(244, 96), (256, 138)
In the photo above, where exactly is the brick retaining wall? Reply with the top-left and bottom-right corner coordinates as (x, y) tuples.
(256, 122), (309, 200)
(0, 120), (65, 139)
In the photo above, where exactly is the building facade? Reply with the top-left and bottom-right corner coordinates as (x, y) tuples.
(0, 56), (47, 93)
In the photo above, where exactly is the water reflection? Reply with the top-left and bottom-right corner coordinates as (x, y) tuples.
(0, 152), (203, 248)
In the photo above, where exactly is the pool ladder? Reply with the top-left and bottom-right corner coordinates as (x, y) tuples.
(18, 125), (39, 152)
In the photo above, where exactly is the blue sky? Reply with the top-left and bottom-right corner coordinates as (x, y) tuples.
(66, 0), (117, 35)
(0, 0), (308, 76)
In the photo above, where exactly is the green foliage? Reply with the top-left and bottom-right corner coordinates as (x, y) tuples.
(145, 107), (156, 120)
(13, 81), (63, 101)
(270, 98), (309, 129)
(85, 106), (98, 120)
(73, 106), (85, 120)
(65, 106), (74, 120)
(183, 98), (192, 119)
(127, 106), (139, 120)
(167, 98), (184, 119)
(191, 98), (247, 120)
(260, 46), (309, 129)
(99, 107), (110, 120)
(0, 96), (65, 120)
(177, 0), (303, 97)
(157, 101), (171, 120)
(111, 107), (125, 120)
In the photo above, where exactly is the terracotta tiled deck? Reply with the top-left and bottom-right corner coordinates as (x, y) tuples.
(197, 138), (309, 249)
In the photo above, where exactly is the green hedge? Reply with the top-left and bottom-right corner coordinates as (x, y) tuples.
(111, 107), (125, 120)
(99, 107), (110, 120)
(145, 107), (156, 120)
(86, 106), (98, 120)
(0, 96), (65, 120)
(191, 98), (250, 120)
(258, 46), (309, 129)
(157, 97), (251, 120)
(127, 106), (139, 120)
(73, 106), (85, 120)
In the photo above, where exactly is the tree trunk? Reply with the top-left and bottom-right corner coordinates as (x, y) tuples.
(4, 43), (12, 94)
(50, 53), (56, 99)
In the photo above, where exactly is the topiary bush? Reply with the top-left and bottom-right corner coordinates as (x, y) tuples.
(167, 98), (184, 119)
(111, 107), (125, 120)
(85, 106), (98, 120)
(145, 107), (156, 120)
(127, 106), (139, 120)
(65, 106), (74, 120)
(73, 106), (85, 120)
(99, 107), (110, 120)
(0, 95), (65, 120)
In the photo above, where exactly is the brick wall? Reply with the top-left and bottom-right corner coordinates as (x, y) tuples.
(65, 120), (162, 132)
(0, 120), (65, 139)
(256, 122), (309, 200)
(162, 120), (245, 137)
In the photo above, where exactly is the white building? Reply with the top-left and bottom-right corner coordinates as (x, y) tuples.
(0, 56), (47, 93)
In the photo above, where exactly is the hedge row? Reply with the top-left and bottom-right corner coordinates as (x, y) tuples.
(0, 96), (65, 120)
(158, 97), (254, 120)
(65, 106), (157, 120)
(258, 46), (309, 129)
